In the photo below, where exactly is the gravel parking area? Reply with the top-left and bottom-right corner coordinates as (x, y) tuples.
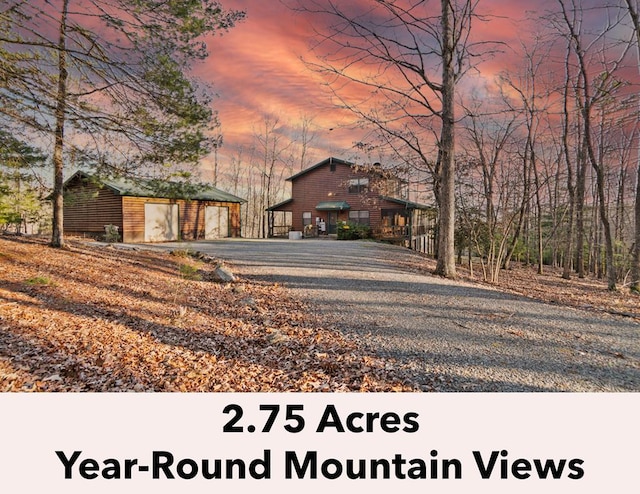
(156, 238), (640, 391)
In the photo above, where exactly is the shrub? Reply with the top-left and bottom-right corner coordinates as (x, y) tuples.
(25, 276), (53, 286)
(178, 263), (201, 281)
(103, 224), (120, 243)
(337, 221), (371, 240)
(170, 248), (194, 258)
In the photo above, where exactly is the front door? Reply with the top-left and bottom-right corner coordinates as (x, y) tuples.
(327, 211), (338, 234)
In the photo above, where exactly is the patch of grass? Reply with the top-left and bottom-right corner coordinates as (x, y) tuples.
(25, 276), (54, 286)
(178, 263), (201, 281)
(171, 248), (194, 258)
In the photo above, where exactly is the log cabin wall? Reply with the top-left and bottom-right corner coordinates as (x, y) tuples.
(179, 200), (242, 240)
(63, 172), (244, 243)
(63, 178), (123, 239)
(121, 197), (242, 243)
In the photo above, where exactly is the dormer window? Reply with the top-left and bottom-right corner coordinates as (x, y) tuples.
(348, 177), (369, 193)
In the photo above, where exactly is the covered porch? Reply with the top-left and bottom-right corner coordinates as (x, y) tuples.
(266, 198), (293, 238)
(373, 197), (436, 251)
(266, 200), (352, 238)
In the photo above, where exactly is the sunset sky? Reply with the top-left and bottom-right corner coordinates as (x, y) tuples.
(200, 0), (362, 163)
(199, 0), (562, 169)
(4, 0), (636, 179)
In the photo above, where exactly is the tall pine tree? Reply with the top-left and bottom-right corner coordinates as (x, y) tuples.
(0, 0), (244, 247)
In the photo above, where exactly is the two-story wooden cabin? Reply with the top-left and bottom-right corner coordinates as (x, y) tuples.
(266, 157), (434, 243)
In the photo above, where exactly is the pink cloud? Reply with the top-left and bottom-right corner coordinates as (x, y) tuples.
(199, 0), (638, 167)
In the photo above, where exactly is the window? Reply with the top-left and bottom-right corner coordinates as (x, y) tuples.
(348, 177), (369, 193)
(302, 212), (312, 226)
(378, 178), (407, 198)
(349, 210), (370, 226)
(382, 209), (408, 226)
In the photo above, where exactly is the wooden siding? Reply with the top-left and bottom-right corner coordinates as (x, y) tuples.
(181, 200), (206, 241)
(227, 202), (242, 238)
(64, 174), (242, 243)
(181, 200), (241, 240)
(121, 196), (147, 243)
(122, 197), (241, 243)
(64, 178), (123, 239)
(271, 161), (410, 232)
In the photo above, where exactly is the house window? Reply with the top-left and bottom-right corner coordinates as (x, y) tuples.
(348, 177), (369, 193)
(349, 210), (370, 226)
(378, 178), (407, 198)
(302, 212), (312, 226)
(330, 162), (336, 172)
(382, 209), (408, 226)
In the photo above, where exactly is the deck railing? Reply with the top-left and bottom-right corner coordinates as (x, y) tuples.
(271, 223), (435, 255)
(410, 233), (436, 255)
(371, 225), (435, 255)
(372, 224), (429, 238)
(373, 225), (408, 238)
(270, 225), (292, 238)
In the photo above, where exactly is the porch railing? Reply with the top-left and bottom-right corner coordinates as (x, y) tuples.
(372, 224), (428, 238)
(270, 225), (292, 238)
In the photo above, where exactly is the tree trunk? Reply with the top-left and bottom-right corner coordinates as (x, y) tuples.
(50, 0), (70, 249)
(503, 154), (529, 270)
(434, 0), (457, 279)
(614, 166), (626, 243)
(634, 158), (640, 293)
(627, 0), (640, 293)
(575, 138), (587, 278)
(583, 110), (616, 289)
(561, 85), (575, 279)
(531, 145), (544, 274)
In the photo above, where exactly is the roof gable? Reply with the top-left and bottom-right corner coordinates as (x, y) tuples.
(286, 157), (353, 181)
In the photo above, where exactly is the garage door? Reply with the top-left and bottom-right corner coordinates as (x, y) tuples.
(205, 206), (229, 239)
(144, 203), (179, 242)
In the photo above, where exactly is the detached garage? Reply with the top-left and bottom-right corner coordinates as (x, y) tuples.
(62, 171), (245, 242)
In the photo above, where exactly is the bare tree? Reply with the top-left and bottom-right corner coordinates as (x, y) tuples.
(253, 114), (294, 238)
(561, 39), (578, 279)
(554, 0), (633, 290)
(624, 0), (640, 293)
(291, 114), (319, 171)
(458, 91), (520, 282)
(291, 0), (499, 278)
(501, 38), (557, 275)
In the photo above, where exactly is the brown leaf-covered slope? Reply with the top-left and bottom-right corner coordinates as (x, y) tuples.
(394, 256), (640, 321)
(0, 236), (411, 392)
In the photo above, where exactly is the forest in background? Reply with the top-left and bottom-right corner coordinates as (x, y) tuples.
(1, 1), (640, 292)
(213, 1), (640, 292)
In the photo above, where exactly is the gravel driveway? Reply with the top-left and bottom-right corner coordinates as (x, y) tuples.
(158, 238), (639, 392)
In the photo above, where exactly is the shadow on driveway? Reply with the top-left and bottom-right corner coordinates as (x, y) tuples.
(146, 238), (640, 392)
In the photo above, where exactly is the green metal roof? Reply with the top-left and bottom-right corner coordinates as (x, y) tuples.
(266, 198), (293, 211)
(316, 201), (351, 211)
(380, 196), (432, 210)
(65, 171), (246, 203)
